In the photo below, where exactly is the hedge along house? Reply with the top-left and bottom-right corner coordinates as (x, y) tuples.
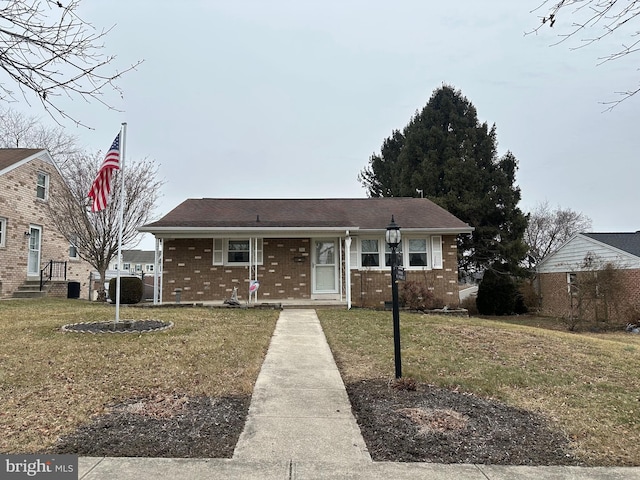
(139, 198), (473, 308)
(536, 232), (640, 323)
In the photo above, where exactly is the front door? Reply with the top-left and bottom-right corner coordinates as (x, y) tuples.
(313, 239), (338, 294)
(27, 225), (42, 276)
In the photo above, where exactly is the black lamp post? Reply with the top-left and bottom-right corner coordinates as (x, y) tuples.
(385, 215), (402, 379)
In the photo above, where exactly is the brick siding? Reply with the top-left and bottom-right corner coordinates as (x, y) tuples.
(538, 269), (640, 322)
(0, 157), (93, 298)
(162, 235), (461, 307)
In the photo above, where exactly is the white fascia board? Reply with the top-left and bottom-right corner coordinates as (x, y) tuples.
(348, 227), (474, 237)
(0, 150), (57, 176)
(137, 226), (359, 238)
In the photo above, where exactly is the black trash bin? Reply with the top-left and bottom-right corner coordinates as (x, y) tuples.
(67, 281), (81, 299)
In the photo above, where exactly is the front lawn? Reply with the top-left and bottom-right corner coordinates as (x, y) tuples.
(0, 299), (278, 454)
(318, 309), (640, 466)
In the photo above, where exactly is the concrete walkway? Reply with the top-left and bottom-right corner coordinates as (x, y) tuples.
(79, 309), (640, 479)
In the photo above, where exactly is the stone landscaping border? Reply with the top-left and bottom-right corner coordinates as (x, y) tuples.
(61, 320), (174, 334)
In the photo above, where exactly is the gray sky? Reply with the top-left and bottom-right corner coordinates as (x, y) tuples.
(11, 1), (640, 248)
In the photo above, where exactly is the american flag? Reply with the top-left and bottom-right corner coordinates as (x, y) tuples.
(88, 133), (120, 212)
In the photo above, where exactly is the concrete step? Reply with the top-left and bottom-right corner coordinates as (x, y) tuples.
(12, 280), (49, 298)
(12, 290), (47, 298)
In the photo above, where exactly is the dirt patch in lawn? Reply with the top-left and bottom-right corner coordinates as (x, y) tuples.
(46, 382), (579, 465)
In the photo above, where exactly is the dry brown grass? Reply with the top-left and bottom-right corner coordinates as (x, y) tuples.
(318, 309), (640, 466)
(0, 298), (278, 453)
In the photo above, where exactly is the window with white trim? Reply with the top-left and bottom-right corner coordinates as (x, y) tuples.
(123, 263), (131, 272)
(384, 241), (403, 267)
(361, 239), (380, 267)
(356, 235), (444, 270)
(408, 239), (428, 266)
(0, 217), (6, 247)
(36, 172), (49, 200)
(228, 240), (250, 263)
(69, 235), (79, 259)
(146, 264), (154, 272)
(568, 273), (578, 295)
(213, 238), (263, 265)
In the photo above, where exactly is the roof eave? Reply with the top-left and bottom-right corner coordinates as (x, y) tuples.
(138, 226), (360, 238)
(138, 225), (473, 237)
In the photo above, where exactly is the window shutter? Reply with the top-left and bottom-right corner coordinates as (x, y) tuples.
(256, 238), (263, 264)
(213, 238), (223, 265)
(350, 240), (359, 268)
(431, 235), (443, 269)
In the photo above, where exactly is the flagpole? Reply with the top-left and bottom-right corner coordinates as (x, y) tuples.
(115, 122), (127, 322)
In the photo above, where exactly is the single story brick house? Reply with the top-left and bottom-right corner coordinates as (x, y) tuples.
(536, 232), (640, 322)
(139, 198), (473, 308)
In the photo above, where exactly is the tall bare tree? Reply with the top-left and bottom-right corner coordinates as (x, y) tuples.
(0, 106), (80, 169)
(530, 1), (640, 107)
(525, 201), (592, 267)
(0, 0), (142, 126)
(49, 151), (163, 301)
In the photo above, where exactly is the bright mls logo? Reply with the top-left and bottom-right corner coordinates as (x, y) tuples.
(1, 455), (77, 479)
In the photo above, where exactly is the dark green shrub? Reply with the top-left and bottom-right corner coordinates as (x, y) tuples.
(476, 268), (519, 316)
(108, 276), (143, 304)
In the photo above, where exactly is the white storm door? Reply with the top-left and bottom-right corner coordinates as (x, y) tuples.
(313, 239), (338, 293)
(27, 225), (42, 276)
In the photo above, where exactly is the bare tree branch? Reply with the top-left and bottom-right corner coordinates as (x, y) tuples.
(528, 1), (640, 108)
(525, 200), (592, 268)
(49, 150), (164, 300)
(0, 0), (142, 127)
(0, 106), (80, 167)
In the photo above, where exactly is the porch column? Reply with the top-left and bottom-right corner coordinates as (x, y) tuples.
(153, 237), (162, 305)
(345, 233), (352, 309)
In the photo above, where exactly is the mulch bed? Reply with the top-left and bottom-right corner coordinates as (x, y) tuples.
(347, 379), (580, 465)
(46, 381), (580, 464)
(61, 320), (173, 334)
(48, 394), (249, 458)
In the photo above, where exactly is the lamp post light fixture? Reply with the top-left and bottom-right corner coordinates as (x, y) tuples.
(385, 215), (402, 379)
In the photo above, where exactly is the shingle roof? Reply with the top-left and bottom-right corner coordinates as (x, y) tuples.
(582, 232), (640, 258)
(0, 149), (44, 172)
(142, 198), (472, 231)
(122, 250), (156, 264)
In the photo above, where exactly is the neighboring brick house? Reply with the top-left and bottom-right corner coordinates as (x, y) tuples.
(0, 149), (93, 298)
(139, 198), (473, 308)
(537, 232), (640, 322)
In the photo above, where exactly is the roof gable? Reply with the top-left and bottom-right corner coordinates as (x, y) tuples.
(582, 232), (640, 258)
(537, 232), (640, 273)
(141, 198), (472, 233)
(0, 149), (55, 176)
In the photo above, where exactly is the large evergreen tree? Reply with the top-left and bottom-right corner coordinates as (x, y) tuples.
(359, 85), (528, 274)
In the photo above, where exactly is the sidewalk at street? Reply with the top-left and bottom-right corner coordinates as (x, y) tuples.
(79, 309), (640, 479)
